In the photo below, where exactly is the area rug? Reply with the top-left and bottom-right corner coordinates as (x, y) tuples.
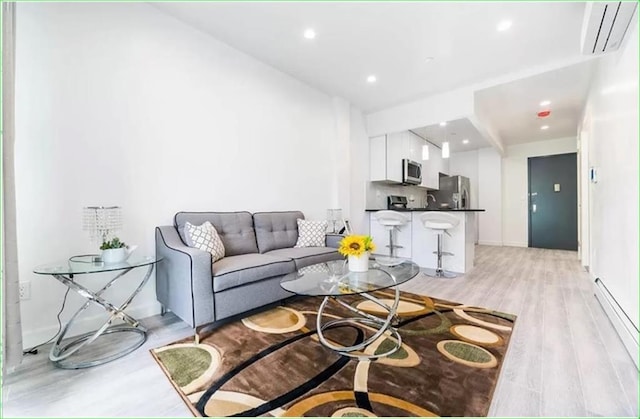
(151, 291), (516, 417)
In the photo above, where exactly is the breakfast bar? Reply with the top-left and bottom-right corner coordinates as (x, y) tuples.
(366, 209), (485, 274)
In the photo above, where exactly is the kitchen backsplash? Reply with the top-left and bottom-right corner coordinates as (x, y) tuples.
(365, 182), (431, 209)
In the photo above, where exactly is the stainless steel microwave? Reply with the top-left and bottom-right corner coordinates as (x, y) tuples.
(402, 159), (422, 185)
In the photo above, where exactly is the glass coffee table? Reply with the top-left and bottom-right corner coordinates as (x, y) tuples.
(280, 259), (420, 360)
(33, 255), (161, 369)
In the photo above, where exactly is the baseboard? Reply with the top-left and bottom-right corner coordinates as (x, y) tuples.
(21, 301), (161, 351)
(477, 240), (503, 246)
(593, 277), (639, 369)
(501, 241), (528, 248)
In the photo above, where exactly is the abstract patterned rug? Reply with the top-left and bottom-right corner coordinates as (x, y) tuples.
(151, 291), (516, 417)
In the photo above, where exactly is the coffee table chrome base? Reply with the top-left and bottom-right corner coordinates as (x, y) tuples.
(423, 268), (458, 278)
(315, 283), (402, 360)
(49, 264), (154, 369)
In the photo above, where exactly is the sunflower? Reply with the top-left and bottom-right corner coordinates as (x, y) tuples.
(338, 235), (376, 257)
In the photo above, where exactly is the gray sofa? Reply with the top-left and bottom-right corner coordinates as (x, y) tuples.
(155, 211), (343, 329)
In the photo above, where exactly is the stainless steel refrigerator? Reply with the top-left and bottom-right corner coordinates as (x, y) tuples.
(435, 175), (471, 209)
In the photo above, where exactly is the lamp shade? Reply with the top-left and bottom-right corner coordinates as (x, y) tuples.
(83, 206), (122, 243)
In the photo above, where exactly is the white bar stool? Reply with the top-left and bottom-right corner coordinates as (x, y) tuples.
(373, 210), (410, 263)
(420, 212), (460, 278)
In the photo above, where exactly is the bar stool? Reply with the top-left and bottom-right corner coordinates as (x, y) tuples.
(420, 212), (460, 278)
(373, 210), (410, 263)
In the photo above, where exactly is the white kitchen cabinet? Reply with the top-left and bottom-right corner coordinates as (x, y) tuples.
(370, 131), (446, 185)
(369, 214), (412, 259)
(386, 133), (405, 183)
(407, 132), (423, 163)
(369, 135), (387, 182)
(421, 142), (440, 189)
(369, 133), (404, 183)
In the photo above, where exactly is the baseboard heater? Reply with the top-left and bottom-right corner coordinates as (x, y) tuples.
(594, 277), (639, 368)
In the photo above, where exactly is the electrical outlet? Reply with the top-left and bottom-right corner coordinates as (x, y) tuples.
(19, 281), (31, 300)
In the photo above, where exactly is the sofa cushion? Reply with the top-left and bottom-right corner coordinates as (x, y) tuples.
(175, 212), (258, 256)
(184, 221), (225, 263)
(266, 247), (343, 270)
(253, 211), (303, 253)
(294, 219), (328, 248)
(212, 253), (295, 292)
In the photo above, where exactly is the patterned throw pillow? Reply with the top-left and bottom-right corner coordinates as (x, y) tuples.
(294, 219), (327, 248)
(184, 221), (225, 263)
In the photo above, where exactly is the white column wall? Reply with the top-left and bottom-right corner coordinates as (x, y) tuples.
(349, 108), (370, 235)
(477, 147), (503, 246)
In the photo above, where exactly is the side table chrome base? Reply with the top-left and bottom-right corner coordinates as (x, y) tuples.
(48, 263), (155, 369)
(52, 325), (147, 369)
(316, 282), (402, 360)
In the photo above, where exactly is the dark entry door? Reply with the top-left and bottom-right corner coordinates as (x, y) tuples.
(528, 153), (578, 250)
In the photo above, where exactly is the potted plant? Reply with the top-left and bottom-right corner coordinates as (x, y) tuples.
(338, 235), (376, 272)
(100, 237), (136, 264)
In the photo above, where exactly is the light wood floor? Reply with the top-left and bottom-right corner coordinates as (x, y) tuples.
(3, 246), (638, 417)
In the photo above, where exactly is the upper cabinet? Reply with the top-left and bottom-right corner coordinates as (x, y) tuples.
(369, 135), (388, 182)
(421, 142), (440, 189)
(369, 133), (405, 183)
(369, 131), (450, 188)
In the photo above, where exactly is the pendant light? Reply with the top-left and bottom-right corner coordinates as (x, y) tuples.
(442, 141), (450, 159)
(441, 121), (450, 159)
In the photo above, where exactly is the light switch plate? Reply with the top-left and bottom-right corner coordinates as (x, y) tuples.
(554, 183), (561, 192)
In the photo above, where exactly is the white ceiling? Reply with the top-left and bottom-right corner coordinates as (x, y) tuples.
(153, 2), (587, 112)
(410, 118), (489, 153)
(474, 61), (596, 146)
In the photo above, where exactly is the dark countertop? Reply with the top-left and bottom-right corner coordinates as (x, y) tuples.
(365, 208), (485, 212)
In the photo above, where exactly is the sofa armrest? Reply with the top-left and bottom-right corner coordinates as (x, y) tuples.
(155, 226), (215, 328)
(325, 233), (344, 249)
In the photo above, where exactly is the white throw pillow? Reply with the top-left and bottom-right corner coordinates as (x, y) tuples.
(294, 219), (327, 248)
(184, 221), (225, 263)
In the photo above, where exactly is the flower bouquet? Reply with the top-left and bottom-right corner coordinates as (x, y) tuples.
(338, 235), (376, 272)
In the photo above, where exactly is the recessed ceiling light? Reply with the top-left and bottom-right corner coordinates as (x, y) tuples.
(541, 125), (549, 130)
(439, 121), (447, 127)
(497, 20), (512, 32)
(462, 139), (470, 144)
(366, 75), (377, 83)
(303, 28), (316, 39)
(540, 100), (551, 106)
(425, 56), (435, 62)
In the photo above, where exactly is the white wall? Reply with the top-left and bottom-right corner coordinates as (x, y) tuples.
(580, 18), (638, 329)
(501, 137), (577, 247)
(16, 3), (343, 347)
(478, 147), (503, 246)
(348, 108), (371, 235)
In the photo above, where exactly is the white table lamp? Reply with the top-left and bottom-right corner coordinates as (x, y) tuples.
(82, 206), (122, 245)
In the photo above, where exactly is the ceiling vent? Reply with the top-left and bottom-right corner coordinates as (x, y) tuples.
(580, 1), (637, 55)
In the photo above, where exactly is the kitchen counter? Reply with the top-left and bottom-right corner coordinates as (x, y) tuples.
(365, 208), (485, 212)
(367, 210), (480, 274)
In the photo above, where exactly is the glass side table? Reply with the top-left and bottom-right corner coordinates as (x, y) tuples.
(33, 255), (161, 369)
